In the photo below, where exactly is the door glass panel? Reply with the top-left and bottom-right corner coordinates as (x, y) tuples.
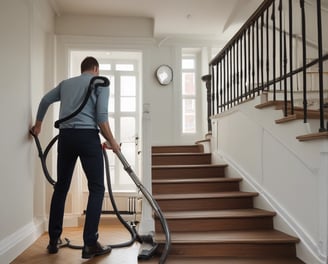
(182, 99), (196, 133)
(120, 117), (135, 143)
(121, 97), (136, 112)
(107, 75), (115, 113)
(182, 59), (195, 69)
(116, 64), (134, 71)
(120, 116), (135, 185)
(121, 75), (136, 112)
(121, 76), (136, 96)
(182, 72), (195, 95)
(99, 64), (111, 71)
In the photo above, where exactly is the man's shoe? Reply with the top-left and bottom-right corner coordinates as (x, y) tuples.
(82, 242), (111, 259)
(47, 242), (58, 254)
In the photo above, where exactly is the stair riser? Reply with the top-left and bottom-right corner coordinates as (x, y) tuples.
(152, 155), (211, 165)
(153, 182), (240, 195)
(156, 243), (297, 258)
(156, 197), (254, 211)
(152, 145), (203, 153)
(152, 167), (226, 180)
(155, 217), (274, 232)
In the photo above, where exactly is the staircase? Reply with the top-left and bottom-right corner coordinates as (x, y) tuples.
(144, 145), (304, 263)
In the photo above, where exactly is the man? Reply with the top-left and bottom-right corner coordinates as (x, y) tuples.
(31, 56), (120, 259)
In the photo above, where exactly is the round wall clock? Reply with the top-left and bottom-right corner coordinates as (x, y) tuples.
(155, 65), (173, 85)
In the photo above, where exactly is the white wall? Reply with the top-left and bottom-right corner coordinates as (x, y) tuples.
(0, 0), (55, 263)
(211, 95), (328, 264)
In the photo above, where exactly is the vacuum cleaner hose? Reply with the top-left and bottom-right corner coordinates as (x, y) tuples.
(30, 76), (170, 263)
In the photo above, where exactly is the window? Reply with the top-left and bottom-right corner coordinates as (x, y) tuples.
(182, 55), (196, 133)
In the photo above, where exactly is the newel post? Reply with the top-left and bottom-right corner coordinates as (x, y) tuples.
(201, 74), (212, 133)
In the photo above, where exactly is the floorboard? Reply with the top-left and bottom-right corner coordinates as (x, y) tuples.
(11, 224), (139, 264)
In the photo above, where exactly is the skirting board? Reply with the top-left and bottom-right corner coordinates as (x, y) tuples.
(0, 219), (45, 263)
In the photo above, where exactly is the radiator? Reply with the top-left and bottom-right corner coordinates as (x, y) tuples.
(82, 191), (142, 215)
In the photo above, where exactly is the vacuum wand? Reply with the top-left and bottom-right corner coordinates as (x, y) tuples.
(103, 142), (171, 264)
(117, 151), (171, 264)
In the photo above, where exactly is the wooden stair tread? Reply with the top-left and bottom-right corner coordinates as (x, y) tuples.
(162, 209), (276, 219)
(153, 178), (242, 184)
(152, 145), (204, 153)
(195, 138), (211, 144)
(275, 114), (297, 123)
(152, 164), (227, 169)
(153, 153), (211, 156)
(275, 111), (328, 124)
(140, 256), (304, 264)
(154, 191), (258, 200)
(155, 230), (300, 244)
(255, 100), (284, 109)
(296, 131), (328, 141)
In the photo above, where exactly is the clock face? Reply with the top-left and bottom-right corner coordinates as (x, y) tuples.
(155, 65), (173, 85)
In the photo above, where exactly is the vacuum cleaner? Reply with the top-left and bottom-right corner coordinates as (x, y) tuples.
(30, 76), (170, 264)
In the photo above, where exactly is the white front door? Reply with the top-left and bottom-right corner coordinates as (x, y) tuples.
(99, 58), (140, 191)
(69, 51), (142, 215)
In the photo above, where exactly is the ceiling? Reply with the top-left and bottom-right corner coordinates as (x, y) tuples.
(51, 0), (263, 41)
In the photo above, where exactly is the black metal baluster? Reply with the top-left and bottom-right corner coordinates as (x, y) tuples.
(289, 0), (294, 115)
(215, 64), (220, 113)
(261, 14), (264, 93)
(211, 65), (215, 116)
(248, 27), (251, 98)
(272, 0), (277, 100)
(244, 30), (248, 99)
(233, 44), (236, 105)
(256, 19), (260, 94)
(279, 0), (283, 91)
(223, 52), (226, 111)
(283, 30), (288, 117)
(229, 46), (233, 108)
(236, 41), (238, 104)
(300, 0), (307, 123)
(266, 7), (270, 91)
(220, 60), (223, 113)
(235, 42), (238, 104)
(316, 0), (326, 131)
(252, 22), (255, 97)
(212, 65), (216, 116)
(239, 36), (242, 102)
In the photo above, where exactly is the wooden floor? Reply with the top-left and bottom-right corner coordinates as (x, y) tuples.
(11, 224), (140, 264)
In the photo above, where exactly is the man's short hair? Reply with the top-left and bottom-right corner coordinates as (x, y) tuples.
(81, 57), (99, 73)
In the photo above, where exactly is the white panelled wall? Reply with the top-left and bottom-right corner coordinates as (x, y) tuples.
(211, 95), (328, 264)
